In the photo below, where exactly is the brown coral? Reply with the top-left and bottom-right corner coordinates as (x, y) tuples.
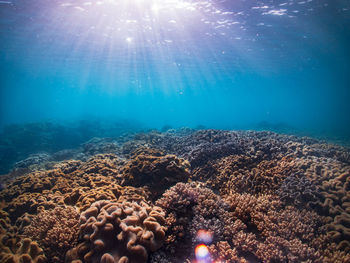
(0, 154), (149, 214)
(155, 182), (239, 261)
(317, 170), (350, 252)
(0, 238), (47, 263)
(156, 182), (323, 262)
(1, 129), (350, 262)
(66, 200), (166, 263)
(208, 241), (247, 263)
(223, 192), (323, 262)
(193, 155), (301, 196)
(121, 148), (190, 197)
(21, 206), (80, 263)
(5, 192), (65, 223)
(67, 184), (149, 213)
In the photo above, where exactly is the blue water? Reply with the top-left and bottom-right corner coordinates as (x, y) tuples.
(0, 0), (350, 138)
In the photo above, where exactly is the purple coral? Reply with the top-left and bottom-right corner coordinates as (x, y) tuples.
(277, 173), (322, 208)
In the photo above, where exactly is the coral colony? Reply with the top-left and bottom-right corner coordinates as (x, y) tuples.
(0, 129), (350, 262)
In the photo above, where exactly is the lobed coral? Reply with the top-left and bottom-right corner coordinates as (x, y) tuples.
(66, 200), (166, 263)
(0, 238), (47, 263)
(318, 171), (350, 252)
(277, 173), (322, 208)
(0, 154), (148, 213)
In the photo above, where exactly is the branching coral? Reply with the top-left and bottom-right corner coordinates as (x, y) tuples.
(21, 206), (80, 263)
(155, 182), (234, 261)
(156, 182), (324, 262)
(192, 154), (312, 196)
(223, 192), (323, 262)
(208, 241), (247, 263)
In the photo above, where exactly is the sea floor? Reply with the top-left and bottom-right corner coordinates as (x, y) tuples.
(0, 128), (350, 262)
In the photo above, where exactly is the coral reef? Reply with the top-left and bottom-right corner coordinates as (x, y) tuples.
(208, 241), (246, 263)
(66, 200), (166, 263)
(318, 170), (350, 252)
(155, 182), (228, 256)
(0, 128), (350, 262)
(155, 182), (323, 262)
(81, 137), (121, 156)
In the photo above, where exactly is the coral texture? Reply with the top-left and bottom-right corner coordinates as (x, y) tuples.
(121, 148), (190, 197)
(0, 238), (47, 263)
(66, 200), (166, 263)
(156, 182), (323, 262)
(21, 206), (80, 263)
(277, 173), (322, 208)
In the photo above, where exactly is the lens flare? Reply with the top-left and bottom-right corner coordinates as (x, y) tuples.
(195, 244), (210, 261)
(196, 229), (213, 244)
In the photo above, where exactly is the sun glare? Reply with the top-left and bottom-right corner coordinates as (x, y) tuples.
(54, 0), (240, 93)
(151, 4), (160, 13)
(59, 0), (204, 47)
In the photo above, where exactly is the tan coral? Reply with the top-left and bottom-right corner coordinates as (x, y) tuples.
(5, 192), (65, 222)
(0, 154), (140, 214)
(0, 154), (125, 204)
(21, 206), (80, 263)
(208, 241), (247, 263)
(64, 184), (149, 213)
(67, 200), (166, 263)
(0, 238), (47, 263)
(222, 192), (322, 262)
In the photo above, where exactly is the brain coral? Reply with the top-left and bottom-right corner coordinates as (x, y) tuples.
(66, 200), (166, 263)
